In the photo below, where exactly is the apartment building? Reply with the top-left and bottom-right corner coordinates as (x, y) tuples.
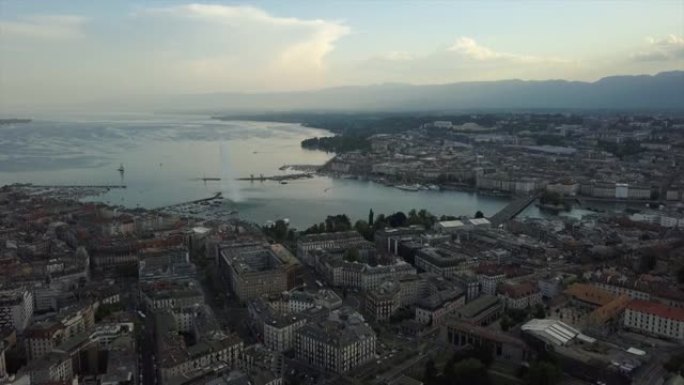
(497, 282), (542, 310)
(295, 309), (376, 373)
(0, 288), (33, 332)
(623, 300), (684, 340)
(218, 243), (289, 302)
(296, 232), (372, 267)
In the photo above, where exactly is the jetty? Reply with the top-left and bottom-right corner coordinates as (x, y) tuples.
(156, 192), (223, 210)
(237, 173), (313, 182)
(27, 184), (126, 189)
(196, 173), (313, 182)
(278, 164), (323, 172)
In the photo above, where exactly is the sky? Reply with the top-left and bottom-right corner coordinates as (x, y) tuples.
(0, 0), (683, 112)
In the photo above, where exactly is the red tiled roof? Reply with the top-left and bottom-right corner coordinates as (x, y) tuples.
(627, 300), (684, 322)
(565, 283), (615, 306)
(588, 294), (630, 324)
(498, 282), (539, 299)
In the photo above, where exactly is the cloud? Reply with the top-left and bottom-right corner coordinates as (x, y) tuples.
(448, 37), (567, 64)
(139, 4), (349, 87)
(352, 36), (574, 85)
(632, 34), (684, 62)
(0, 14), (87, 40)
(374, 51), (416, 62)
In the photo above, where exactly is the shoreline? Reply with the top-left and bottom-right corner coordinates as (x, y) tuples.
(315, 170), (513, 198)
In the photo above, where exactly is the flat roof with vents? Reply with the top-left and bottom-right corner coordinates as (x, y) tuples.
(521, 319), (596, 346)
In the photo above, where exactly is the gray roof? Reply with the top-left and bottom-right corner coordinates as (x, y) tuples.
(456, 295), (500, 319)
(417, 247), (467, 267)
(296, 308), (375, 347)
(417, 288), (464, 311)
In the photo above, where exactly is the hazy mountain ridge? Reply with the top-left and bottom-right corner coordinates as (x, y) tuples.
(160, 71), (684, 113)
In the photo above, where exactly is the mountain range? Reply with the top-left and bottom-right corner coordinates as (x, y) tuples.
(163, 71), (684, 113)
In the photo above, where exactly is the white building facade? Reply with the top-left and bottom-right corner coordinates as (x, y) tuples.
(0, 289), (34, 332)
(623, 300), (684, 340)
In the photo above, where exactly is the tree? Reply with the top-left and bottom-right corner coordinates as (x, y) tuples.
(318, 214), (352, 233)
(540, 191), (563, 206)
(368, 209), (374, 226)
(637, 253), (657, 273)
(95, 303), (122, 322)
(536, 134), (566, 147)
(407, 210), (421, 226)
(276, 219), (289, 240)
(373, 214), (387, 231)
(354, 220), (372, 241)
(389, 307), (413, 324)
(418, 209), (429, 219)
(500, 315), (512, 331)
(387, 211), (407, 227)
(475, 210), (485, 219)
(423, 359), (438, 385)
(306, 222), (329, 234)
(664, 353), (684, 374)
(527, 361), (561, 385)
(300, 135), (371, 153)
(115, 264), (138, 278)
(678, 266), (684, 285)
(344, 248), (359, 262)
(418, 209), (435, 227)
(446, 358), (490, 385)
(507, 308), (529, 324)
(533, 304), (547, 319)
(472, 343), (494, 367)
(405, 209), (435, 227)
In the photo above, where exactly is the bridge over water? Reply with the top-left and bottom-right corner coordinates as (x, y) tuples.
(489, 193), (538, 227)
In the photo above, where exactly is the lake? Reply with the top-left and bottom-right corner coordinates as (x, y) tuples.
(0, 115), (516, 228)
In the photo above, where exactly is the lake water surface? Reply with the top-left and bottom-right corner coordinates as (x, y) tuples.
(0, 115), (517, 227)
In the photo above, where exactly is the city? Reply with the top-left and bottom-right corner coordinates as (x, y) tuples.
(0, 110), (683, 385)
(1, 1), (683, 385)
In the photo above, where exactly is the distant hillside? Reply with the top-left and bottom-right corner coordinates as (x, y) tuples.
(0, 118), (31, 125)
(164, 71), (684, 113)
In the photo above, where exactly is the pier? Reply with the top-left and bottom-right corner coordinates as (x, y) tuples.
(278, 164), (324, 172)
(155, 192), (223, 210)
(489, 193), (538, 227)
(238, 173), (313, 182)
(27, 184), (127, 189)
(197, 173), (313, 182)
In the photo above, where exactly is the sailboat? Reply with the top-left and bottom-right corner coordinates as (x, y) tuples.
(117, 164), (125, 173)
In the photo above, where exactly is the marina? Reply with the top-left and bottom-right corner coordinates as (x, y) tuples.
(394, 184), (440, 192)
(15, 184), (127, 201)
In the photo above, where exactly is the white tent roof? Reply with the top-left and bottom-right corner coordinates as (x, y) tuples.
(521, 319), (586, 346)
